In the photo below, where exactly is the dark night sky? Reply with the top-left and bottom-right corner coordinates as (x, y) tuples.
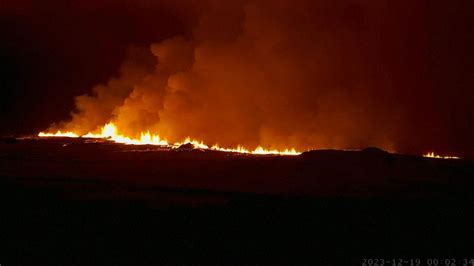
(1, 0), (195, 133)
(0, 0), (473, 158)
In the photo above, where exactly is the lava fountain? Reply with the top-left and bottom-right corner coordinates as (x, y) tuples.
(38, 122), (301, 156)
(423, 152), (460, 160)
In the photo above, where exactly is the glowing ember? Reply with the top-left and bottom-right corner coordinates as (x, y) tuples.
(38, 122), (301, 156)
(423, 152), (460, 160)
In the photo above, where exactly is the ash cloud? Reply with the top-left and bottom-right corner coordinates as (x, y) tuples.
(47, 0), (472, 153)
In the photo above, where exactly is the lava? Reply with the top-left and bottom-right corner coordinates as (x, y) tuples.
(38, 122), (300, 156)
(423, 152), (460, 160)
(38, 131), (79, 138)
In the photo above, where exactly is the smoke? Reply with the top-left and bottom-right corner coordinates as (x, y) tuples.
(52, 0), (431, 151)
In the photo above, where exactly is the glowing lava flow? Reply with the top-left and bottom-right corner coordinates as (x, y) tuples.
(38, 131), (79, 138)
(38, 122), (301, 156)
(423, 152), (460, 160)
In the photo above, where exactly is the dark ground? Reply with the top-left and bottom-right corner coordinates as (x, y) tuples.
(1, 138), (473, 265)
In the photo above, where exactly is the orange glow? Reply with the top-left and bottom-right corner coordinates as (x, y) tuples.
(423, 152), (460, 160)
(38, 131), (79, 138)
(38, 122), (301, 156)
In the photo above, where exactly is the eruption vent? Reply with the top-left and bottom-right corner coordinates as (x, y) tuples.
(423, 152), (460, 160)
(39, 122), (300, 155)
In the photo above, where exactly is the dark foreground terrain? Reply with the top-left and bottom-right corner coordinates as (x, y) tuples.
(1, 138), (473, 265)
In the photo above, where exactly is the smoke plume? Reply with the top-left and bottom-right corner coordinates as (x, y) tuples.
(49, 0), (468, 153)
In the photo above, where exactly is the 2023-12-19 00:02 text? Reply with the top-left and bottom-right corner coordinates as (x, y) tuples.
(362, 258), (474, 266)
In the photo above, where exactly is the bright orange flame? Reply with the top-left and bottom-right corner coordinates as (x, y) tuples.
(38, 131), (79, 138)
(423, 152), (460, 160)
(38, 122), (301, 156)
